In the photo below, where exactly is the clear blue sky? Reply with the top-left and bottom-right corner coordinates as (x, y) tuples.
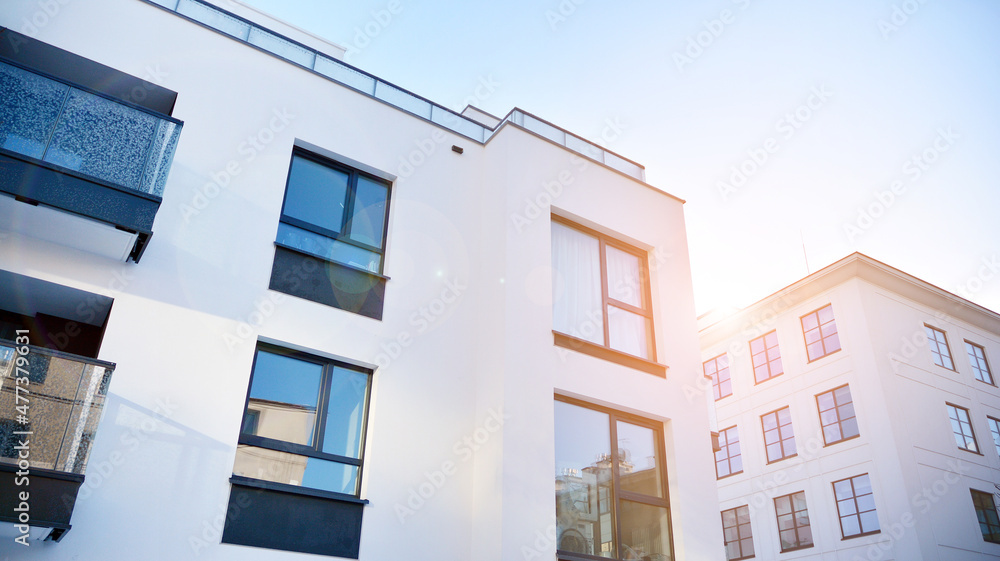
(241, 0), (1000, 315)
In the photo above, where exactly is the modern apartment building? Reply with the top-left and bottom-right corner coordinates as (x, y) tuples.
(0, 0), (723, 559)
(700, 253), (1000, 560)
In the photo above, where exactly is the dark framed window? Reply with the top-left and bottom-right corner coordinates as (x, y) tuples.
(988, 417), (1000, 458)
(972, 489), (1000, 544)
(269, 148), (392, 320)
(721, 505), (754, 560)
(774, 491), (813, 552)
(833, 474), (880, 539)
(761, 407), (796, 463)
(551, 216), (661, 375)
(816, 385), (859, 445)
(947, 403), (979, 453)
(554, 396), (673, 561)
(800, 304), (841, 362)
(715, 426), (742, 479)
(704, 354), (732, 400)
(966, 341), (994, 385)
(234, 343), (373, 496)
(749, 331), (783, 384)
(925, 325), (954, 370)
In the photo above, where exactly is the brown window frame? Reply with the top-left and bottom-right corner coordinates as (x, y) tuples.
(924, 324), (955, 371)
(832, 473), (880, 540)
(760, 406), (796, 464)
(800, 304), (841, 363)
(721, 505), (755, 560)
(715, 425), (743, 480)
(773, 491), (813, 552)
(965, 340), (995, 385)
(946, 402), (981, 454)
(987, 416), (1000, 458)
(704, 353), (732, 401)
(816, 384), (860, 446)
(972, 489), (1000, 544)
(749, 330), (783, 384)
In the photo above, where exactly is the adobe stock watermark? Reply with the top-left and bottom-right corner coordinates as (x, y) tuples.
(520, 524), (559, 560)
(878, 0), (932, 40)
(545, 0), (587, 31)
(717, 85), (833, 202)
(952, 254), (999, 302)
(510, 117), (625, 233)
(672, 0), (754, 73)
(843, 127), (957, 242)
(344, 1), (403, 62)
(394, 407), (509, 523)
(180, 108), (295, 222)
(374, 277), (467, 369)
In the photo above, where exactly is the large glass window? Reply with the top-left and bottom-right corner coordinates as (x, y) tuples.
(761, 407), (796, 463)
(972, 489), (1000, 544)
(554, 398), (672, 560)
(816, 385), (859, 445)
(800, 304), (841, 362)
(233, 343), (372, 496)
(749, 331), (783, 384)
(774, 491), (813, 552)
(715, 426), (742, 479)
(925, 325), (954, 370)
(987, 417), (1000, 458)
(551, 217), (655, 363)
(833, 474), (880, 538)
(966, 341), (994, 385)
(721, 505), (754, 560)
(704, 354), (732, 400)
(947, 403), (979, 453)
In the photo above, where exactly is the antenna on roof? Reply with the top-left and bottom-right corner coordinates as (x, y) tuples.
(800, 229), (811, 275)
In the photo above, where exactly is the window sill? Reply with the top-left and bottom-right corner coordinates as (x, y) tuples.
(229, 475), (369, 504)
(779, 544), (814, 553)
(806, 348), (842, 364)
(553, 331), (667, 377)
(842, 530), (881, 540)
(823, 434), (861, 447)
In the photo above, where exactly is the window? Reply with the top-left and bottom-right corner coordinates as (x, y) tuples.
(800, 304), (841, 361)
(774, 491), (812, 552)
(816, 385), (859, 445)
(749, 331), (783, 383)
(761, 407), (796, 463)
(947, 403), (979, 453)
(721, 505), (754, 560)
(222, 343), (373, 558)
(971, 489), (1000, 544)
(554, 397), (673, 561)
(988, 417), (1000, 457)
(704, 354), (732, 400)
(551, 216), (661, 375)
(966, 341), (994, 385)
(925, 325), (954, 370)
(833, 474), (880, 538)
(269, 148), (392, 320)
(715, 426), (743, 479)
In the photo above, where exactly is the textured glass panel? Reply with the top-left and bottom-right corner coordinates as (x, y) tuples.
(604, 151), (644, 180)
(284, 155), (349, 233)
(347, 176), (389, 247)
(0, 62), (68, 159)
(140, 119), (182, 197)
(233, 445), (358, 494)
(321, 367), (370, 459)
(617, 421), (662, 498)
(430, 105), (486, 141)
(248, 27), (315, 67)
(246, 350), (323, 446)
(606, 246), (642, 307)
(522, 113), (565, 145)
(314, 56), (376, 94)
(619, 501), (672, 561)
(177, 0), (250, 39)
(276, 223), (382, 273)
(44, 89), (157, 189)
(564, 133), (603, 161)
(608, 306), (649, 359)
(374, 81), (432, 119)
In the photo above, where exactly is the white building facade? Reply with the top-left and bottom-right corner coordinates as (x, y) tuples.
(700, 253), (1000, 560)
(0, 1), (722, 559)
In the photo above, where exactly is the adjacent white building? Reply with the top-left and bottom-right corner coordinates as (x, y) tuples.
(700, 253), (1000, 560)
(0, 0), (723, 559)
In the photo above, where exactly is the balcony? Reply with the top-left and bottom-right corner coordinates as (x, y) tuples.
(0, 30), (182, 262)
(0, 341), (114, 542)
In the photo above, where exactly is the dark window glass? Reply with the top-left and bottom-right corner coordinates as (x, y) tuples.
(282, 156), (350, 234)
(972, 489), (1000, 543)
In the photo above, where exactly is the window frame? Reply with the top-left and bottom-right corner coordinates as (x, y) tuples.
(721, 505), (755, 561)
(749, 330), (783, 384)
(965, 340), (995, 385)
(276, 147), (393, 275)
(816, 384), (860, 446)
(704, 353), (733, 401)
(554, 394), (674, 561)
(236, 342), (374, 499)
(551, 215), (660, 374)
(972, 489), (1000, 544)
(800, 304), (841, 363)
(773, 491), (813, 552)
(987, 416), (1000, 458)
(832, 473), (880, 540)
(715, 425), (743, 480)
(760, 406), (797, 464)
(924, 324), (955, 371)
(946, 403), (981, 455)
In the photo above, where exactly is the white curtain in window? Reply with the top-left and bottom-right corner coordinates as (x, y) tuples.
(552, 222), (603, 344)
(608, 306), (649, 359)
(605, 245), (641, 307)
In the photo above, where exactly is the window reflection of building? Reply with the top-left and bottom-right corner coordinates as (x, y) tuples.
(233, 399), (317, 486)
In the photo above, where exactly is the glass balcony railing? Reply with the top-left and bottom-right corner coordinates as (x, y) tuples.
(0, 341), (114, 475)
(143, 0), (645, 182)
(0, 60), (182, 198)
